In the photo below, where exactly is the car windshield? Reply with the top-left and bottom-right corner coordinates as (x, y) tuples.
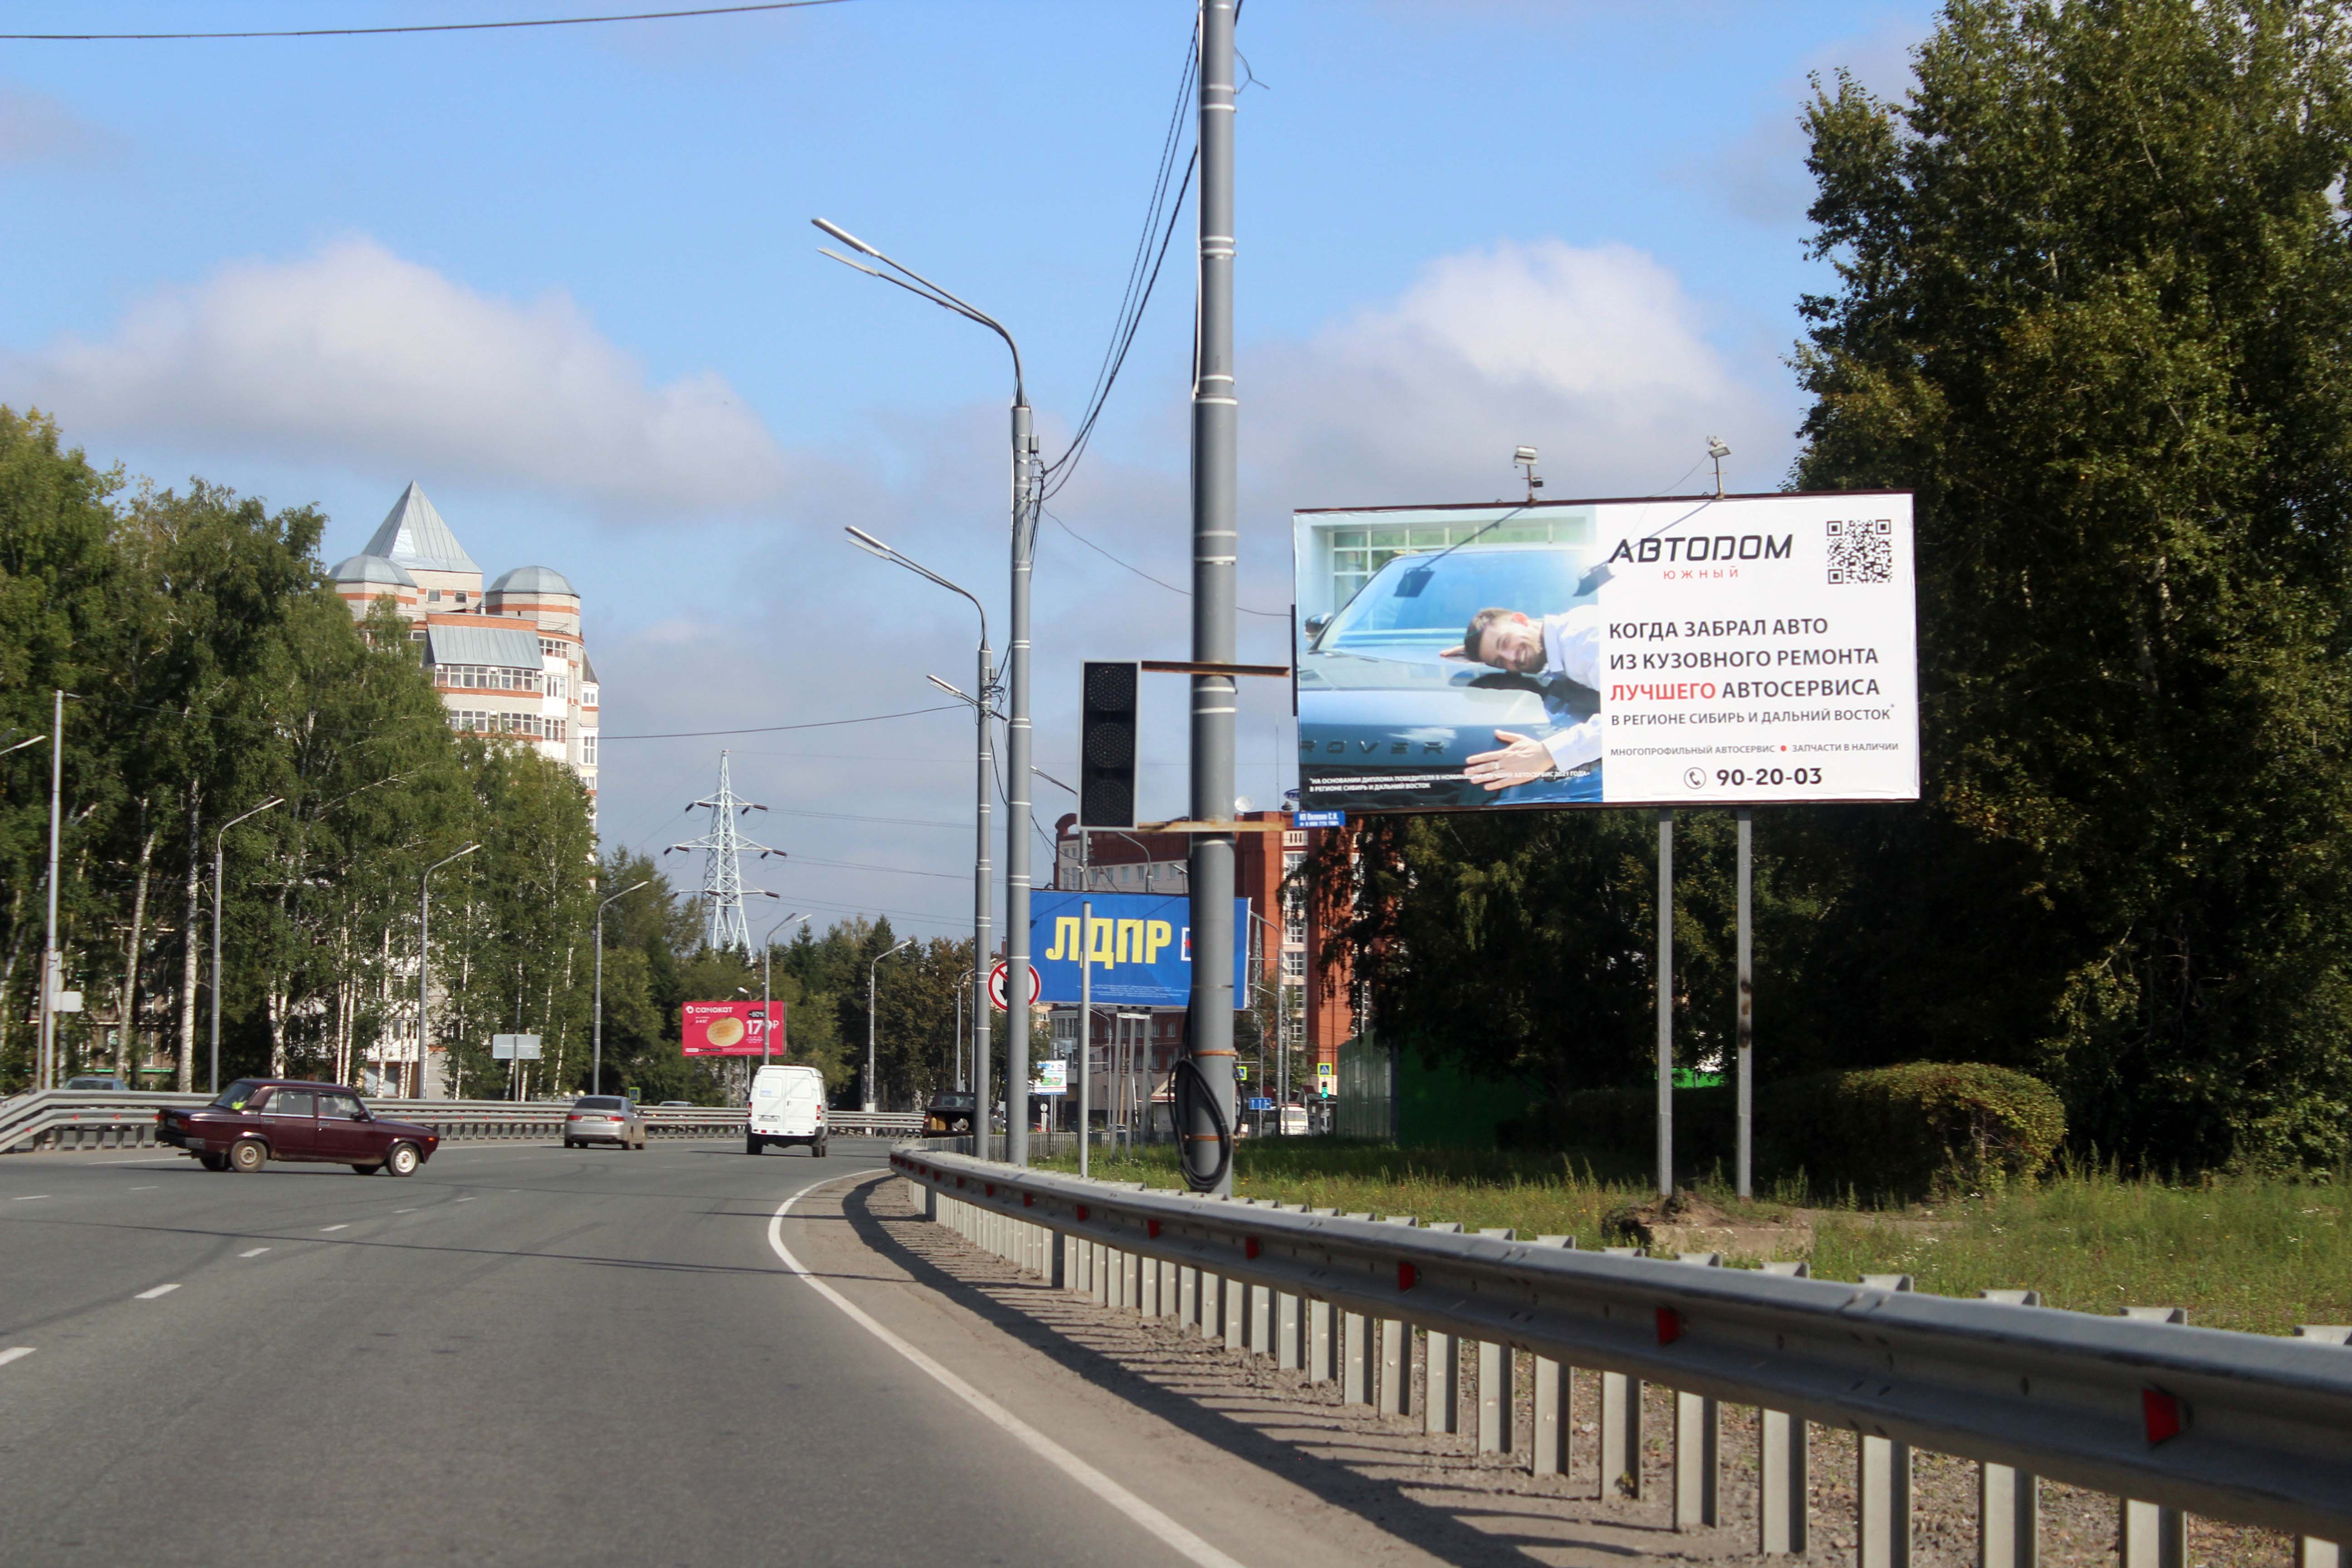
(1318, 547), (1590, 654)
(211, 1079), (264, 1110)
(575, 1096), (627, 1110)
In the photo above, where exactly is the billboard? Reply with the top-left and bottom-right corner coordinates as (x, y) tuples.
(681, 999), (785, 1057)
(1293, 492), (1918, 810)
(1030, 891), (1251, 1007)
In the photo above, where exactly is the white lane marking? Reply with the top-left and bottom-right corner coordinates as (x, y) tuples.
(129, 1185), (157, 1191)
(0, 1347), (34, 1367)
(13, 1195), (50, 1201)
(319, 1224), (349, 1232)
(394, 1208), (418, 1214)
(454, 1197), (476, 1202)
(239, 1248), (270, 1258)
(81, 1156), (187, 1166)
(135, 1284), (181, 1300)
(766, 1178), (1247, 1568)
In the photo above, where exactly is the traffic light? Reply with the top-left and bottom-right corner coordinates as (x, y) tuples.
(1079, 660), (1138, 828)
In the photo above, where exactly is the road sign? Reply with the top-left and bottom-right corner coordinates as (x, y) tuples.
(1315, 1062), (1335, 1078)
(491, 1033), (542, 1061)
(1235, 1063), (1249, 1082)
(50, 990), (82, 1014)
(988, 960), (1041, 1012)
(1246, 1096), (1274, 1111)
(1294, 810), (1345, 828)
(1031, 1060), (1068, 1097)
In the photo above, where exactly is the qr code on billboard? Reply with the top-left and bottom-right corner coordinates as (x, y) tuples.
(1826, 518), (1892, 584)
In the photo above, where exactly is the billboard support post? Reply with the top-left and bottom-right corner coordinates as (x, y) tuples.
(1735, 808), (1754, 1200)
(1079, 894), (1093, 1178)
(1183, 0), (1240, 1197)
(1656, 809), (1674, 1198)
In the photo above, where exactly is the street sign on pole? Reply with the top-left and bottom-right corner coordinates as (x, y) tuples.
(988, 960), (1041, 1013)
(1293, 810), (1345, 828)
(490, 1034), (542, 1061)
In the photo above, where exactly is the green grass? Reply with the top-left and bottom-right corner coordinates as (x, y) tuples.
(1035, 1141), (2350, 1335)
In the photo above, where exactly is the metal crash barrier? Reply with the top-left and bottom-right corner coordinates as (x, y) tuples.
(0, 1090), (921, 1154)
(892, 1142), (2352, 1563)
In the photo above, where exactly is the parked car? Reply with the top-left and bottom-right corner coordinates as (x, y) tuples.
(747, 1063), (827, 1156)
(64, 1074), (132, 1092)
(157, 1079), (440, 1176)
(564, 1095), (646, 1150)
(924, 1090), (978, 1136)
(1297, 544), (1603, 811)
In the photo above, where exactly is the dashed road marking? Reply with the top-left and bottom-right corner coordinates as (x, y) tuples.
(0, 1348), (33, 1367)
(13, 1195), (49, 1201)
(320, 1224), (349, 1232)
(135, 1284), (181, 1300)
(394, 1208), (418, 1214)
(454, 1197), (476, 1202)
(239, 1247), (270, 1258)
(130, 1185), (157, 1191)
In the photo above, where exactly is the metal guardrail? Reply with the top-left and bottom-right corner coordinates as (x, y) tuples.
(0, 1090), (924, 1154)
(891, 1143), (2352, 1556)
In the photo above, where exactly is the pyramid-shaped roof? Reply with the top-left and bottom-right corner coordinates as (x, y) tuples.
(362, 482), (478, 574)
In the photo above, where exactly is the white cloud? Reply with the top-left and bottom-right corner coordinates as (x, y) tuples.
(0, 81), (121, 166)
(5, 236), (791, 517)
(1244, 238), (1791, 510)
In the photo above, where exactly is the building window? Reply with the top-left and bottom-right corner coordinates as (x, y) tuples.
(427, 589), (442, 603)
(432, 664), (538, 693)
(540, 637), (570, 659)
(581, 683), (599, 707)
(547, 671), (565, 701)
(1327, 516), (1591, 607)
(409, 629), (426, 642)
(455, 591), (468, 604)
(580, 731), (598, 766)
(1281, 948), (1305, 980)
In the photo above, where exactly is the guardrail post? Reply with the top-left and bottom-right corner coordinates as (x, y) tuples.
(1759, 1260), (1812, 1553)
(2293, 1326), (2351, 1568)
(1476, 1228), (1518, 1454)
(1050, 1225), (1068, 1289)
(1600, 1245), (1644, 1498)
(1339, 1213), (1375, 1405)
(1976, 1289), (2043, 1568)
(1531, 1235), (1578, 1476)
(2119, 1308), (2189, 1568)
(1421, 1224), (1464, 1436)
(1673, 1251), (1724, 1526)
(1377, 1215), (1418, 1417)
(1858, 1274), (1917, 1568)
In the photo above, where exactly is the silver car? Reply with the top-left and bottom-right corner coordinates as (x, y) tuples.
(563, 1095), (645, 1150)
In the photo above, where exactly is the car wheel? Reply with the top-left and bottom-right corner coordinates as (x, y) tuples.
(349, 1163), (382, 1176)
(745, 1135), (762, 1156)
(812, 1139), (827, 1159)
(228, 1139), (267, 1173)
(199, 1152), (229, 1172)
(383, 1142), (422, 1178)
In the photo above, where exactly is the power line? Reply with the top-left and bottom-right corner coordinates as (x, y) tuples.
(1045, 507), (1288, 617)
(1, 0), (845, 41)
(600, 703), (963, 741)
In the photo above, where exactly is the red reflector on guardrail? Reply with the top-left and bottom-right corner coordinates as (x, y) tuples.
(1398, 1262), (1417, 1291)
(1023, 1194), (1034, 1208)
(1244, 1236), (1261, 1260)
(1147, 1220), (1161, 1239)
(2143, 1387), (2186, 1445)
(956, 1177), (965, 1189)
(1075, 1204), (1089, 1222)
(1657, 1308), (1684, 1345)
(985, 1183), (996, 1197)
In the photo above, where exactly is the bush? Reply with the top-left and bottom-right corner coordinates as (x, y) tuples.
(1504, 1062), (2066, 1203)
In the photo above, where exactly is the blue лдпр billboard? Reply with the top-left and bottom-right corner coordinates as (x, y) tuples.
(1030, 891), (1251, 1007)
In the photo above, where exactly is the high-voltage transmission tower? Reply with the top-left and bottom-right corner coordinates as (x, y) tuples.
(665, 751), (780, 954)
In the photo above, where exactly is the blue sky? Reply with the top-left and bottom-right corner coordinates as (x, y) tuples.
(1, 0), (1934, 936)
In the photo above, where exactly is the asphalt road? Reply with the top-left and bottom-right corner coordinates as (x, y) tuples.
(0, 1136), (1313, 1567)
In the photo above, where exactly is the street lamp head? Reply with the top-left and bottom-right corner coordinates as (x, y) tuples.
(811, 216), (878, 257)
(843, 524), (893, 559)
(1707, 436), (1732, 460)
(817, 246), (888, 280)
(927, 673), (974, 704)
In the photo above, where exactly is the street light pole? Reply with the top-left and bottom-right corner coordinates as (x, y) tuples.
(1184, 0), (1241, 1195)
(417, 843), (481, 1100)
(844, 527), (993, 1138)
(39, 689), (63, 1089)
(208, 795), (286, 1095)
(760, 909), (808, 1069)
(592, 879), (651, 1097)
(813, 218), (1038, 1166)
(867, 937), (913, 1115)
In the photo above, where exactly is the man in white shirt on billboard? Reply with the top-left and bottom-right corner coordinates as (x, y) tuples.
(1441, 604), (1604, 793)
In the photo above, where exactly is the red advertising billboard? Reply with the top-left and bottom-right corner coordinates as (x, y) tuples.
(681, 999), (785, 1057)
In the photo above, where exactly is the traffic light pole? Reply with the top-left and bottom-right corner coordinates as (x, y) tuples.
(1183, 0), (1240, 1196)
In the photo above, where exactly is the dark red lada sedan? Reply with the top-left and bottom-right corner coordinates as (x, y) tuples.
(158, 1079), (441, 1176)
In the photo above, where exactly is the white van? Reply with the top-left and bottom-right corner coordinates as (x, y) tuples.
(747, 1063), (828, 1156)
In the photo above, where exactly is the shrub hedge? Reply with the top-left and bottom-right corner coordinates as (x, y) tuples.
(1502, 1062), (2067, 1203)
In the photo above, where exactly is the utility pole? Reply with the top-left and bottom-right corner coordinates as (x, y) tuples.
(1006, 399), (1040, 1167)
(39, 689), (63, 1090)
(1182, 0), (1240, 1196)
(867, 937), (911, 1116)
(666, 752), (779, 954)
(418, 843), (480, 1100)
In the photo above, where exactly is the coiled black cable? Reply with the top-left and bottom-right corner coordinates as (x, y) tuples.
(1170, 1056), (1232, 1193)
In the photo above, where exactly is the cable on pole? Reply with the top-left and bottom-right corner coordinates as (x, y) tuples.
(0, 0), (846, 41)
